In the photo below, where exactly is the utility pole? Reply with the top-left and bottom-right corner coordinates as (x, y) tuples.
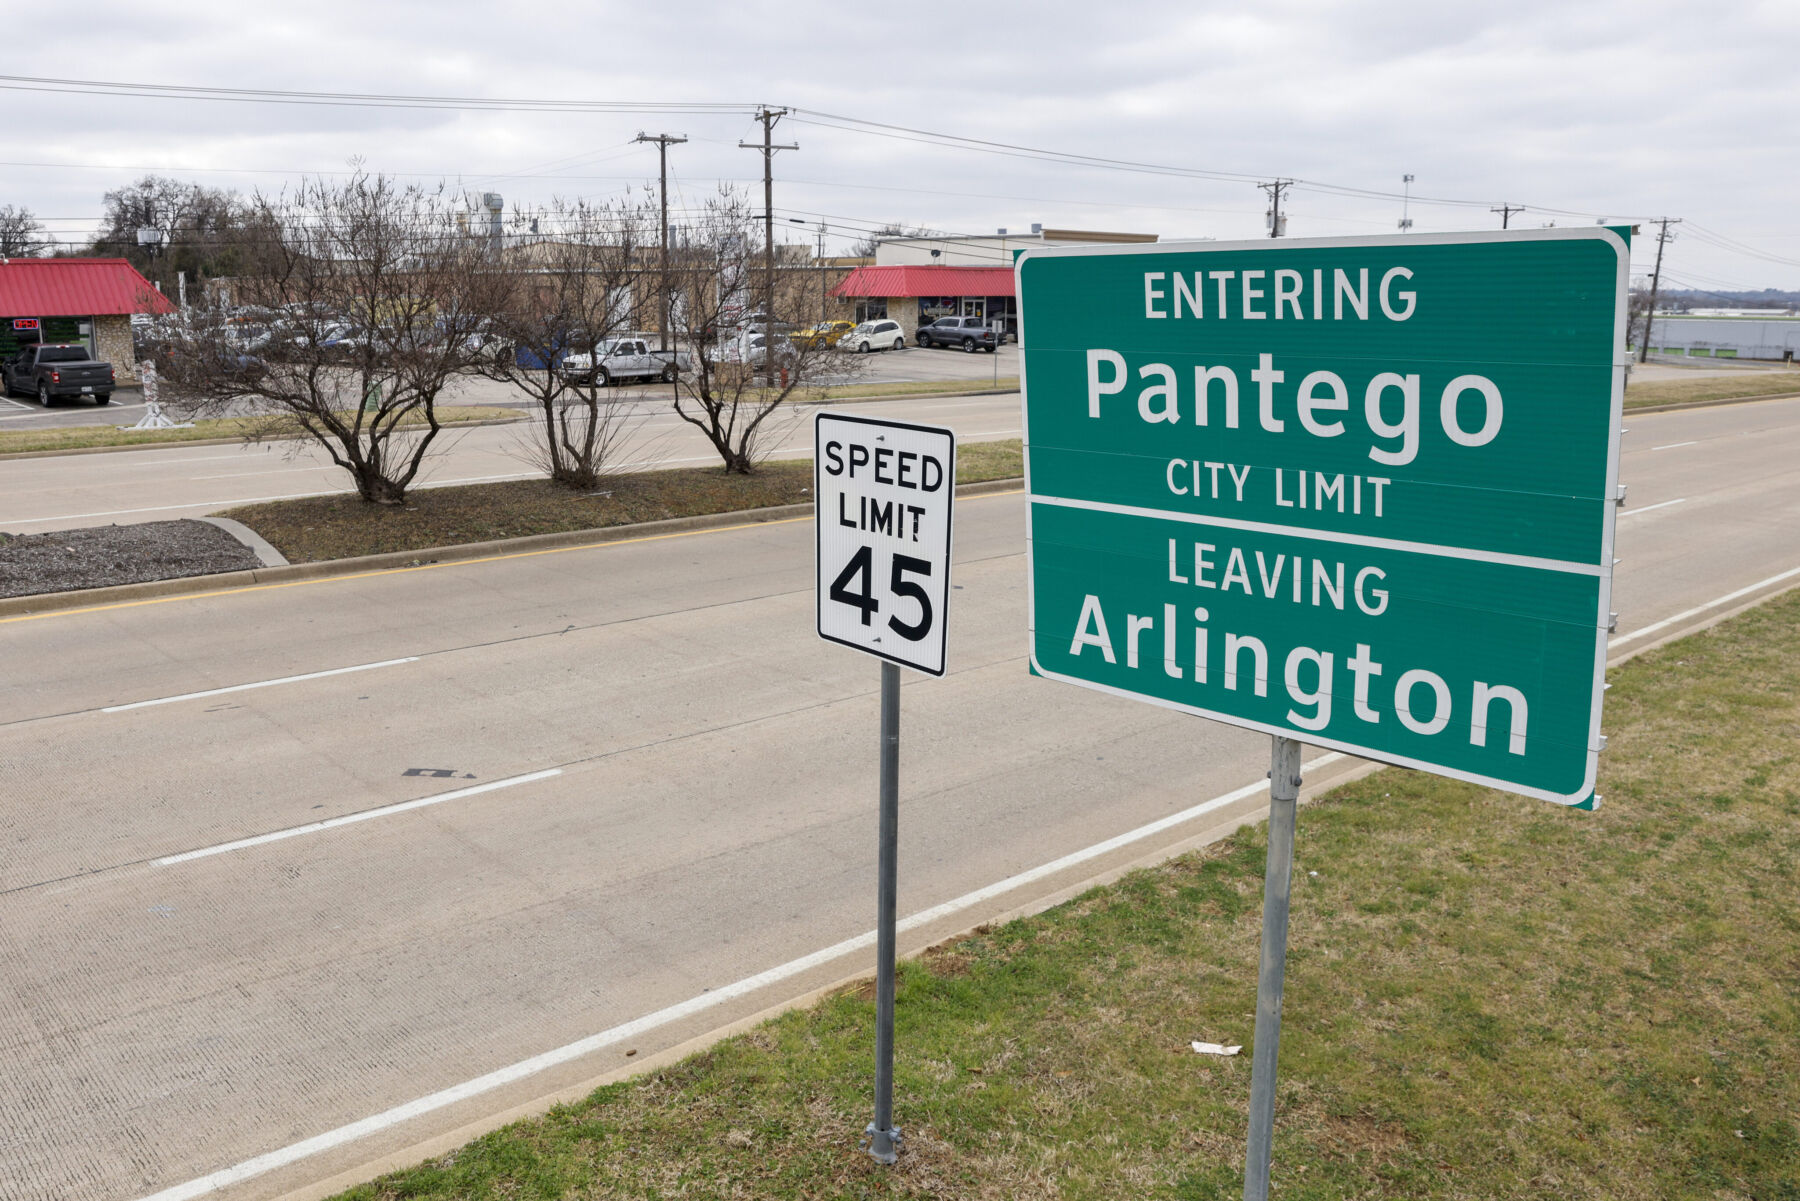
(634, 132), (687, 353)
(740, 107), (796, 385)
(1639, 217), (1681, 364)
(1259, 180), (1292, 239)
(817, 221), (828, 322)
(1398, 174), (1415, 233)
(1491, 203), (1525, 229)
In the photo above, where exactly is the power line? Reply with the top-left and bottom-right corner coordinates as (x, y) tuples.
(1259, 180), (1292, 239)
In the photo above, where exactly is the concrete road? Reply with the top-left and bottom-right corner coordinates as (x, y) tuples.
(0, 393), (1024, 535)
(0, 398), (1796, 1201)
(0, 343), (1018, 433)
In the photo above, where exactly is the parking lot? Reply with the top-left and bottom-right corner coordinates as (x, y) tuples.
(0, 341), (1020, 433)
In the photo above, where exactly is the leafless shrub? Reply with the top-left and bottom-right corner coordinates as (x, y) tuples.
(152, 173), (508, 504)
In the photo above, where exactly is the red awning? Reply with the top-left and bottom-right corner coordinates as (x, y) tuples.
(0, 257), (177, 317)
(834, 265), (1015, 299)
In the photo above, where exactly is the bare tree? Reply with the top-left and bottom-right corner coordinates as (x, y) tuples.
(153, 173), (508, 504)
(89, 175), (257, 283)
(848, 222), (932, 258)
(0, 205), (50, 257)
(479, 197), (654, 488)
(665, 191), (868, 474)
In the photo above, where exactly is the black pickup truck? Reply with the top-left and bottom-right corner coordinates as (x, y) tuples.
(2, 343), (116, 405)
(913, 316), (1002, 352)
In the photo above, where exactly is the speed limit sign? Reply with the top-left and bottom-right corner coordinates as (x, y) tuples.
(815, 411), (956, 676)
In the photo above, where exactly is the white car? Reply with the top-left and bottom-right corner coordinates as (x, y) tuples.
(843, 320), (906, 353)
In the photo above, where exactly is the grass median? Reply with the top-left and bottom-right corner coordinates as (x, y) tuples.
(224, 439), (1025, 564)
(0, 406), (520, 456)
(334, 589), (1800, 1200)
(1625, 368), (1800, 409)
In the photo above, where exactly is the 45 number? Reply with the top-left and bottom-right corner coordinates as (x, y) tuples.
(828, 545), (934, 642)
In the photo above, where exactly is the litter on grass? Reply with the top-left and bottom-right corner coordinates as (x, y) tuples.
(1191, 1041), (1242, 1056)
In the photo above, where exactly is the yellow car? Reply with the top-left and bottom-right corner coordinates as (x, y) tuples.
(790, 320), (856, 348)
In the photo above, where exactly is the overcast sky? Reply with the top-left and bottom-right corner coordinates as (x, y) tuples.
(7, 0), (1797, 292)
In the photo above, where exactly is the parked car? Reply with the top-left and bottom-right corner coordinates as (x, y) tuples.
(2, 343), (115, 405)
(559, 336), (690, 385)
(790, 320), (855, 349)
(706, 329), (799, 370)
(914, 316), (1002, 353)
(843, 320), (907, 353)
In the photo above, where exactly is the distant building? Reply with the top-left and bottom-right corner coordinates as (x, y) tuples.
(1648, 314), (1800, 361)
(0, 257), (176, 382)
(834, 228), (1160, 341)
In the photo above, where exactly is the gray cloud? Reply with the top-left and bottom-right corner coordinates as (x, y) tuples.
(4, 0), (1794, 288)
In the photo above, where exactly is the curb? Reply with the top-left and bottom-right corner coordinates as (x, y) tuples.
(193, 516), (289, 567)
(0, 477), (1026, 619)
(0, 387), (1019, 463)
(1622, 390), (1800, 415)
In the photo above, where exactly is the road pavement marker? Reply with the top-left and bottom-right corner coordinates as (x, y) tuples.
(102, 657), (420, 713)
(133, 751), (1340, 1201)
(1617, 497), (1686, 518)
(155, 768), (563, 866)
(1608, 564), (1800, 649)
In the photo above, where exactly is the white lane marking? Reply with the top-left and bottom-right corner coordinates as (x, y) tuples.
(103, 658), (419, 713)
(1618, 497), (1687, 518)
(1610, 565), (1800, 648)
(188, 466), (346, 480)
(134, 752), (1340, 1200)
(1651, 440), (1698, 451)
(155, 769), (563, 867)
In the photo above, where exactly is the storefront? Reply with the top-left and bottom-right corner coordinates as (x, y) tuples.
(833, 266), (1017, 343)
(0, 257), (174, 381)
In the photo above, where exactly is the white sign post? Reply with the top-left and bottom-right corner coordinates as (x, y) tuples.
(124, 360), (193, 431)
(814, 411), (955, 1164)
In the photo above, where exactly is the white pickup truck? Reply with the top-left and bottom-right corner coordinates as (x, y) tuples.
(560, 337), (690, 385)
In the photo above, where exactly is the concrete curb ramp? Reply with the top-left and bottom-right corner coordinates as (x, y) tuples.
(0, 477), (1025, 619)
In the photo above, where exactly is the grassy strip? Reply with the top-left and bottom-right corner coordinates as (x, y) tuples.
(336, 591), (1800, 1200)
(1625, 369), (1800, 409)
(225, 439), (1024, 564)
(799, 376), (1019, 402)
(0, 406), (520, 456)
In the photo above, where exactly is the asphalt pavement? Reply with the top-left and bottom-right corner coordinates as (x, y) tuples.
(0, 393), (1025, 535)
(0, 396), (1796, 1201)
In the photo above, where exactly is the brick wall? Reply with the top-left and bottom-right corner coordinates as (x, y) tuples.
(93, 315), (140, 383)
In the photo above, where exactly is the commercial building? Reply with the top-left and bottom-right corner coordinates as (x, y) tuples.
(0, 257), (176, 382)
(1646, 314), (1800, 361)
(833, 228), (1159, 342)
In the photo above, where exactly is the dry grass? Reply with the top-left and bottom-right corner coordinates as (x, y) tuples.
(1625, 369), (1800, 409)
(226, 440), (1024, 564)
(333, 590), (1800, 1200)
(0, 406), (519, 456)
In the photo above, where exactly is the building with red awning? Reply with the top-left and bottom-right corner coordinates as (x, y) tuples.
(0, 257), (176, 382)
(833, 228), (1158, 342)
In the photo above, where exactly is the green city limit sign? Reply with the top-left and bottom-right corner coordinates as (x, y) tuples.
(1017, 228), (1629, 805)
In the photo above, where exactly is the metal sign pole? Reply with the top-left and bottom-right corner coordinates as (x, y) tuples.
(868, 660), (903, 1164)
(1243, 734), (1302, 1201)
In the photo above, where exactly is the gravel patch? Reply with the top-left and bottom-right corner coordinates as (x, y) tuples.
(0, 520), (263, 599)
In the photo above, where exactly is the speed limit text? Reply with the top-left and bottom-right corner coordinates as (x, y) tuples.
(823, 439), (947, 542)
